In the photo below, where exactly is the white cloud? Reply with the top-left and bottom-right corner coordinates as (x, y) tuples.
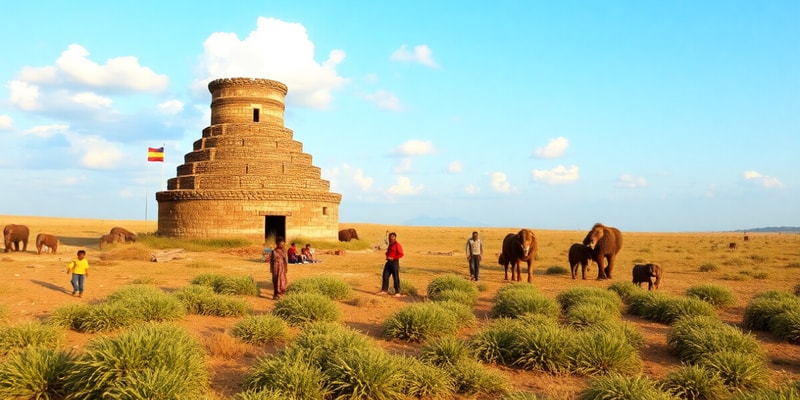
(388, 176), (423, 195)
(491, 172), (515, 193)
(195, 17), (349, 109)
(744, 170), (784, 188)
(327, 163), (373, 192)
(447, 161), (463, 173)
(531, 165), (579, 184)
(465, 183), (479, 194)
(63, 133), (123, 169)
(159, 99), (184, 115)
(393, 158), (413, 173)
(534, 136), (569, 159)
(20, 44), (168, 92)
(72, 91), (112, 109)
(24, 124), (69, 138)
(393, 139), (435, 156)
(616, 174), (647, 188)
(0, 115), (12, 130)
(390, 44), (439, 68)
(362, 90), (402, 111)
(8, 80), (40, 110)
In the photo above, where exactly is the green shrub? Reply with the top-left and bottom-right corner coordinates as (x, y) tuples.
(699, 263), (719, 272)
(732, 383), (800, 400)
(287, 276), (352, 300)
(396, 280), (419, 297)
(272, 293), (340, 326)
(434, 300), (477, 327)
(0, 347), (75, 399)
(62, 323), (209, 399)
(234, 389), (289, 400)
(628, 292), (718, 324)
(545, 265), (569, 275)
(667, 316), (763, 364)
(0, 321), (64, 355)
(397, 356), (455, 400)
(492, 283), (559, 319)
(607, 281), (641, 304)
(770, 309), (800, 344)
(556, 286), (624, 314)
(325, 349), (407, 400)
(697, 350), (770, 392)
(138, 233), (252, 251)
(565, 303), (620, 328)
(419, 336), (474, 366)
(470, 318), (526, 365)
(513, 323), (573, 374)
(584, 321), (645, 349)
(794, 285), (800, 296)
(382, 302), (462, 342)
(190, 273), (258, 295)
(502, 393), (547, 400)
(47, 303), (91, 330)
(281, 322), (381, 371)
(174, 285), (251, 317)
(232, 314), (290, 345)
(570, 330), (642, 376)
(743, 291), (800, 331)
(243, 356), (328, 400)
(686, 284), (736, 307)
(661, 364), (726, 400)
(105, 285), (186, 322)
(77, 303), (140, 333)
(426, 274), (479, 305)
(443, 358), (511, 397)
(578, 374), (674, 400)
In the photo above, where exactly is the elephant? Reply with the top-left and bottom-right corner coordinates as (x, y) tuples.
(583, 223), (623, 280)
(338, 228), (359, 242)
(498, 228), (538, 283)
(568, 243), (593, 280)
(632, 263), (662, 290)
(99, 233), (124, 249)
(3, 224), (30, 253)
(728, 242), (737, 250)
(36, 233), (59, 254)
(109, 227), (137, 243)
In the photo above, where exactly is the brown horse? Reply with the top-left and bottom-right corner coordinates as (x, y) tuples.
(498, 229), (538, 283)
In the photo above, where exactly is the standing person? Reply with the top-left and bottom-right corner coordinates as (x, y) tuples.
(377, 232), (404, 297)
(66, 249), (89, 297)
(269, 237), (289, 300)
(466, 231), (483, 281)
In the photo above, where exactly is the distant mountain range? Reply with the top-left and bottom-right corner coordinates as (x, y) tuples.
(733, 227), (800, 233)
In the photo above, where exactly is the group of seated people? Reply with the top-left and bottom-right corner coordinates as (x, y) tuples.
(288, 242), (321, 264)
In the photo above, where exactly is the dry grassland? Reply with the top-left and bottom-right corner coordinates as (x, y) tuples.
(1, 215), (799, 399)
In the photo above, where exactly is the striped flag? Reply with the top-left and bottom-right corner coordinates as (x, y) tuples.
(147, 147), (164, 162)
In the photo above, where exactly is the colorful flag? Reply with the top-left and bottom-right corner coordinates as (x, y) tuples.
(147, 147), (164, 162)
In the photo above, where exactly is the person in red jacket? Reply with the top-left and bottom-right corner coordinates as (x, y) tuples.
(377, 232), (404, 297)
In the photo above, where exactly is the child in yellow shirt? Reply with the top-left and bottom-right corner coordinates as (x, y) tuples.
(67, 250), (89, 297)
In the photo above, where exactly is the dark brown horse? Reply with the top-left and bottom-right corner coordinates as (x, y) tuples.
(498, 229), (538, 283)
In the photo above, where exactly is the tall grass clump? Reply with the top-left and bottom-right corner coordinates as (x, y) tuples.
(396, 355), (456, 400)
(62, 323), (209, 399)
(770, 308), (800, 344)
(501, 393), (547, 400)
(492, 283), (559, 319)
(273, 292), (340, 326)
(190, 273), (258, 296)
(0, 321), (64, 355)
(557, 286), (624, 315)
(699, 263), (719, 272)
(607, 281), (641, 304)
(419, 336), (474, 366)
(173, 284), (251, 317)
(570, 329), (642, 376)
(234, 389), (291, 400)
(232, 314), (290, 345)
(686, 284), (736, 307)
(325, 349), (407, 400)
(243, 356), (328, 400)
(382, 302), (465, 342)
(667, 316), (763, 364)
(470, 318), (527, 365)
(583, 321), (645, 349)
(105, 285), (186, 322)
(137, 233), (252, 251)
(732, 383), (800, 400)
(742, 290), (800, 331)
(0, 347), (75, 399)
(564, 303), (621, 328)
(513, 323), (573, 374)
(426, 274), (479, 305)
(286, 276), (351, 300)
(578, 374), (675, 400)
(47, 303), (91, 330)
(697, 350), (770, 392)
(444, 358), (511, 397)
(661, 364), (726, 400)
(628, 291), (717, 324)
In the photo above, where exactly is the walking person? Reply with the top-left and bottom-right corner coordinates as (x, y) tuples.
(66, 249), (89, 297)
(377, 232), (404, 297)
(269, 237), (289, 300)
(466, 231), (483, 281)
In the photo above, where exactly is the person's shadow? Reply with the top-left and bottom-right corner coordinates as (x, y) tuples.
(31, 280), (71, 294)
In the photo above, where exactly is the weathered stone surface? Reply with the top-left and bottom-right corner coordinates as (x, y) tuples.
(157, 78), (341, 240)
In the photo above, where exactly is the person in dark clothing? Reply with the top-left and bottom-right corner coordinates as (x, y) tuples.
(377, 232), (404, 297)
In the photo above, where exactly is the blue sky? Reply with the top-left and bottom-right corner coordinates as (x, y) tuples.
(1, 1), (798, 232)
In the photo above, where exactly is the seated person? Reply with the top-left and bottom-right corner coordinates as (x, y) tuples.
(287, 242), (301, 264)
(301, 243), (319, 263)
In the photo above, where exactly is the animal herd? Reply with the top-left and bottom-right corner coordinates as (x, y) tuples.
(2, 224), (137, 254)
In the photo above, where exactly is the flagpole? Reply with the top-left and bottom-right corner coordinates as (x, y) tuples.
(144, 153), (149, 226)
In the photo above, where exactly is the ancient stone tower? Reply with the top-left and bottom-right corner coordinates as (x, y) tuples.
(156, 77), (341, 240)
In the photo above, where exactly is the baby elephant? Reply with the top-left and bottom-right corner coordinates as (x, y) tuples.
(99, 233), (125, 249)
(568, 243), (593, 280)
(36, 233), (59, 254)
(632, 263), (662, 290)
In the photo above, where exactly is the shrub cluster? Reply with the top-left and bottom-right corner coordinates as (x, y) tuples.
(0, 321), (64, 355)
(607, 281), (640, 304)
(578, 374), (675, 400)
(173, 284), (251, 317)
(557, 287), (624, 327)
(426, 274), (479, 305)
(286, 276), (352, 300)
(272, 292), (341, 326)
(492, 283), (559, 319)
(382, 301), (475, 342)
(685, 284), (736, 307)
(190, 273), (259, 296)
(743, 290), (800, 343)
(627, 291), (717, 324)
(232, 314), (290, 345)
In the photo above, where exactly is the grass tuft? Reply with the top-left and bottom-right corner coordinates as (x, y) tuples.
(661, 364), (727, 400)
(492, 283), (559, 319)
(232, 314), (290, 345)
(0, 321), (64, 355)
(286, 276), (352, 300)
(173, 285), (251, 317)
(686, 284), (736, 307)
(272, 292), (340, 326)
(382, 302), (464, 342)
(190, 274), (258, 296)
(0, 346), (75, 399)
(578, 374), (674, 400)
(426, 274), (479, 305)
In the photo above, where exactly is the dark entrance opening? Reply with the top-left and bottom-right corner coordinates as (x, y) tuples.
(253, 108), (260, 122)
(264, 216), (285, 242)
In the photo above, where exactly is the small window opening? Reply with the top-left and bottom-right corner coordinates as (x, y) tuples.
(322, 207), (328, 215)
(253, 108), (260, 122)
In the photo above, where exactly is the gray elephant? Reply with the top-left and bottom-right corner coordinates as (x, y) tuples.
(3, 224), (30, 253)
(110, 227), (137, 243)
(632, 263), (662, 290)
(99, 233), (124, 249)
(583, 223), (623, 280)
(36, 233), (59, 254)
(568, 243), (593, 280)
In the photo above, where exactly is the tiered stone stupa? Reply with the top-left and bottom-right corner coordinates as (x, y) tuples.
(156, 77), (341, 240)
